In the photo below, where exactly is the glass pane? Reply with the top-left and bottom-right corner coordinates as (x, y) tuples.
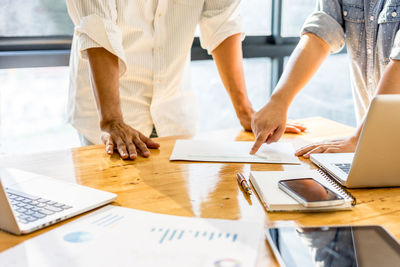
(195, 0), (271, 37)
(281, 0), (315, 37)
(1, 0), (270, 37)
(240, 0), (271, 35)
(286, 53), (356, 127)
(0, 0), (74, 36)
(0, 67), (80, 155)
(191, 58), (271, 132)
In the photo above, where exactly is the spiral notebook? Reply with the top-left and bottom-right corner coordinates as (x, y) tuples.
(249, 170), (356, 212)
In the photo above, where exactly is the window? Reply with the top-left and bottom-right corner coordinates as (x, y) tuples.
(240, 0), (271, 36)
(0, 67), (80, 154)
(192, 58), (271, 132)
(287, 54), (356, 127)
(0, 0), (73, 36)
(281, 0), (315, 37)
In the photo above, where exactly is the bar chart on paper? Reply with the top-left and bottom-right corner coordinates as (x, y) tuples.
(91, 213), (125, 228)
(0, 206), (263, 267)
(151, 227), (238, 244)
(88, 210), (243, 246)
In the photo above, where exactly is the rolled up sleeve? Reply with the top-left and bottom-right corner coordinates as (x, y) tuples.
(301, 0), (345, 54)
(199, 0), (244, 54)
(66, 0), (127, 76)
(390, 30), (400, 60)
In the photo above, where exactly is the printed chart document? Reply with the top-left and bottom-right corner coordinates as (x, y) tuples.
(0, 206), (264, 267)
(170, 140), (300, 164)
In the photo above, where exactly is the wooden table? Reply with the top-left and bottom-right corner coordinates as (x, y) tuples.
(1, 117), (400, 266)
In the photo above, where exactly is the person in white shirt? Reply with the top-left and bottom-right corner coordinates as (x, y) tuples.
(66, 0), (304, 160)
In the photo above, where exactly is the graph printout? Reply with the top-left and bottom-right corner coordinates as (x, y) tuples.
(0, 206), (264, 267)
(170, 140), (301, 164)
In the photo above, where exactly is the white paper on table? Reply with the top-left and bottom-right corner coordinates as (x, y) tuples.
(170, 140), (301, 164)
(0, 206), (264, 267)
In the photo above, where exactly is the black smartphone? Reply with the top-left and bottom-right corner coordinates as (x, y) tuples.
(278, 178), (345, 208)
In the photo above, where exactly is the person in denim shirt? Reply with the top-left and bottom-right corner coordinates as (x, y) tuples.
(250, 0), (400, 156)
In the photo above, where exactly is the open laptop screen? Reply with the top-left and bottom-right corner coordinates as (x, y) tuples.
(267, 226), (400, 267)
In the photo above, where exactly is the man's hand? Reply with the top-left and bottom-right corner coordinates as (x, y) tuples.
(101, 119), (160, 160)
(250, 98), (289, 154)
(237, 106), (254, 131)
(295, 136), (358, 159)
(250, 99), (307, 154)
(285, 121), (307, 134)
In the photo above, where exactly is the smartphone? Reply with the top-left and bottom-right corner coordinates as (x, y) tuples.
(278, 178), (345, 208)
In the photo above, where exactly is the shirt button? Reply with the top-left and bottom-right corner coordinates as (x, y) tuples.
(369, 15), (374, 21)
(158, 13), (162, 18)
(343, 10), (348, 17)
(392, 11), (397, 17)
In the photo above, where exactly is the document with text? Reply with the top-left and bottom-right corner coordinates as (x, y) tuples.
(170, 140), (301, 164)
(0, 206), (264, 267)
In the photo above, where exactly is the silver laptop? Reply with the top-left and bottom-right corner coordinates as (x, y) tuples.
(310, 95), (400, 188)
(0, 168), (117, 235)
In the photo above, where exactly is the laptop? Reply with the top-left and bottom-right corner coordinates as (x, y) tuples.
(310, 94), (400, 188)
(0, 168), (117, 235)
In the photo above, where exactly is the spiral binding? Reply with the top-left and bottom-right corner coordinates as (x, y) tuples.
(317, 169), (357, 206)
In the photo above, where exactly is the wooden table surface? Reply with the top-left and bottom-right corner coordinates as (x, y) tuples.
(1, 117), (400, 266)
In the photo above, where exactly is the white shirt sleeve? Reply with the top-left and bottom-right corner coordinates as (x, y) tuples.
(199, 0), (245, 54)
(66, 0), (127, 76)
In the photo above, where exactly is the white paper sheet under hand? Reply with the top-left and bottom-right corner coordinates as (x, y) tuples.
(170, 140), (301, 164)
(0, 206), (264, 267)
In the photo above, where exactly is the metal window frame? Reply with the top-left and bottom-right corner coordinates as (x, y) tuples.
(0, 0), (298, 92)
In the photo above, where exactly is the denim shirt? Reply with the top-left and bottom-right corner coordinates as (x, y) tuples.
(301, 0), (400, 122)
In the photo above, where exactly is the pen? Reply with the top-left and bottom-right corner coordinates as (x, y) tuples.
(236, 172), (253, 195)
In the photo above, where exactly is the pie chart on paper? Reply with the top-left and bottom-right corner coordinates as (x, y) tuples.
(63, 232), (93, 243)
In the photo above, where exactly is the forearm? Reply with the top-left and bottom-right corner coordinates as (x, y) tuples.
(211, 33), (253, 115)
(86, 47), (122, 127)
(271, 33), (331, 108)
(376, 59), (400, 95)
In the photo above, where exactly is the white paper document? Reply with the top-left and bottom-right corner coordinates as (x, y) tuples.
(0, 206), (264, 267)
(170, 140), (301, 164)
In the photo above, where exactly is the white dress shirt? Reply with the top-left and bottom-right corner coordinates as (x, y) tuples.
(66, 0), (243, 144)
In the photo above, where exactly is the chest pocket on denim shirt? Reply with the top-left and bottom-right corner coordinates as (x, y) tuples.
(342, 2), (365, 58)
(377, 0), (400, 64)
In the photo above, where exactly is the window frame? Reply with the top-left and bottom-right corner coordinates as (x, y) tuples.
(0, 1), (308, 92)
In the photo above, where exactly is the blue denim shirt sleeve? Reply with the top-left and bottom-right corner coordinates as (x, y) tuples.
(390, 30), (400, 60)
(301, 0), (345, 53)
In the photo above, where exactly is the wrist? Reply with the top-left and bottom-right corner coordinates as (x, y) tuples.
(100, 114), (124, 130)
(235, 101), (254, 118)
(270, 90), (292, 110)
(352, 129), (362, 140)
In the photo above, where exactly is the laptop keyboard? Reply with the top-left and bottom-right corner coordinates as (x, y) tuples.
(335, 163), (351, 174)
(5, 188), (72, 225)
